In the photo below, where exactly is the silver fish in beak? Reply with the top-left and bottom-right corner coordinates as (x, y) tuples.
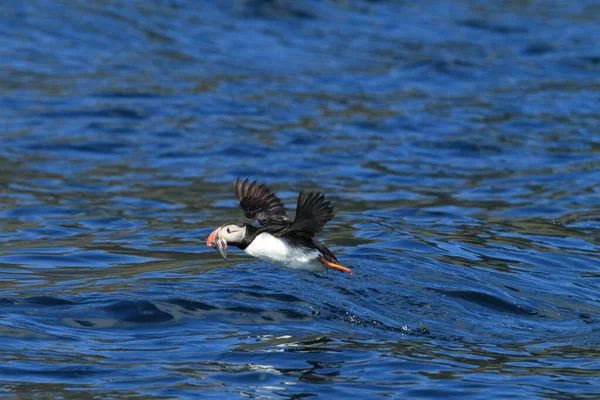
(215, 237), (228, 261)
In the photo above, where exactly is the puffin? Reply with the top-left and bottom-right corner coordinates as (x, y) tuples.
(206, 178), (353, 274)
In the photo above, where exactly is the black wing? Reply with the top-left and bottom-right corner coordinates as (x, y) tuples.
(284, 191), (334, 238)
(233, 178), (291, 227)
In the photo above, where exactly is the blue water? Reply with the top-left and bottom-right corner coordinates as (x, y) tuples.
(2, 0), (600, 398)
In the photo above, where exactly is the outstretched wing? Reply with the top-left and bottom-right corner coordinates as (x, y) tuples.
(285, 191), (334, 238)
(233, 178), (290, 227)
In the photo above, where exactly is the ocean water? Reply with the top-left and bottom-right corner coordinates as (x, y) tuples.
(1, 0), (599, 398)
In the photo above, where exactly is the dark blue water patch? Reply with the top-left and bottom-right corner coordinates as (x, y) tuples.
(93, 91), (166, 99)
(209, 143), (271, 158)
(16, 226), (86, 240)
(434, 289), (542, 317)
(54, 294), (318, 330)
(232, 2), (310, 20)
(405, 58), (482, 80)
(21, 296), (75, 306)
(218, 303), (313, 325)
(492, 206), (572, 219)
(84, 121), (139, 136)
(522, 41), (556, 55)
(165, 298), (217, 311)
(562, 55), (600, 73)
(34, 107), (146, 121)
(110, 196), (184, 211)
(1, 205), (90, 220)
(0, 324), (60, 340)
(425, 140), (505, 156)
(103, 300), (174, 324)
(0, 363), (110, 382)
(458, 18), (528, 34)
(26, 140), (134, 158)
(235, 290), (304, 304)
(0, 250), (158, 268)
(73, 216), (146, 231)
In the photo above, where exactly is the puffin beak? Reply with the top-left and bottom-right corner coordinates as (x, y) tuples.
(206, 228), (219, 248)
(206, 227), (228, 261)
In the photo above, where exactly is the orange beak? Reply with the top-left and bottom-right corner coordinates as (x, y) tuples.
(206, 227), (219, 247)
(207, 227), (228, 260)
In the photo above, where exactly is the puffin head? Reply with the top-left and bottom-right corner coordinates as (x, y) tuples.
(206, 223), (247, 261)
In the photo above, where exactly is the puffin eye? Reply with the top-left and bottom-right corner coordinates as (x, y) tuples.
(227, 228), (231, 234)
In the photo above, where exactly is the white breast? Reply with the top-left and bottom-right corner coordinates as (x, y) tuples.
(244, 233), (325, 272)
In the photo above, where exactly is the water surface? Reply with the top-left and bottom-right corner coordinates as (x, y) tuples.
(1, 0), (600, 398)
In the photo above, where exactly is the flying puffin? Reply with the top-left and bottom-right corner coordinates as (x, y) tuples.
(206, 178), (353, 274)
